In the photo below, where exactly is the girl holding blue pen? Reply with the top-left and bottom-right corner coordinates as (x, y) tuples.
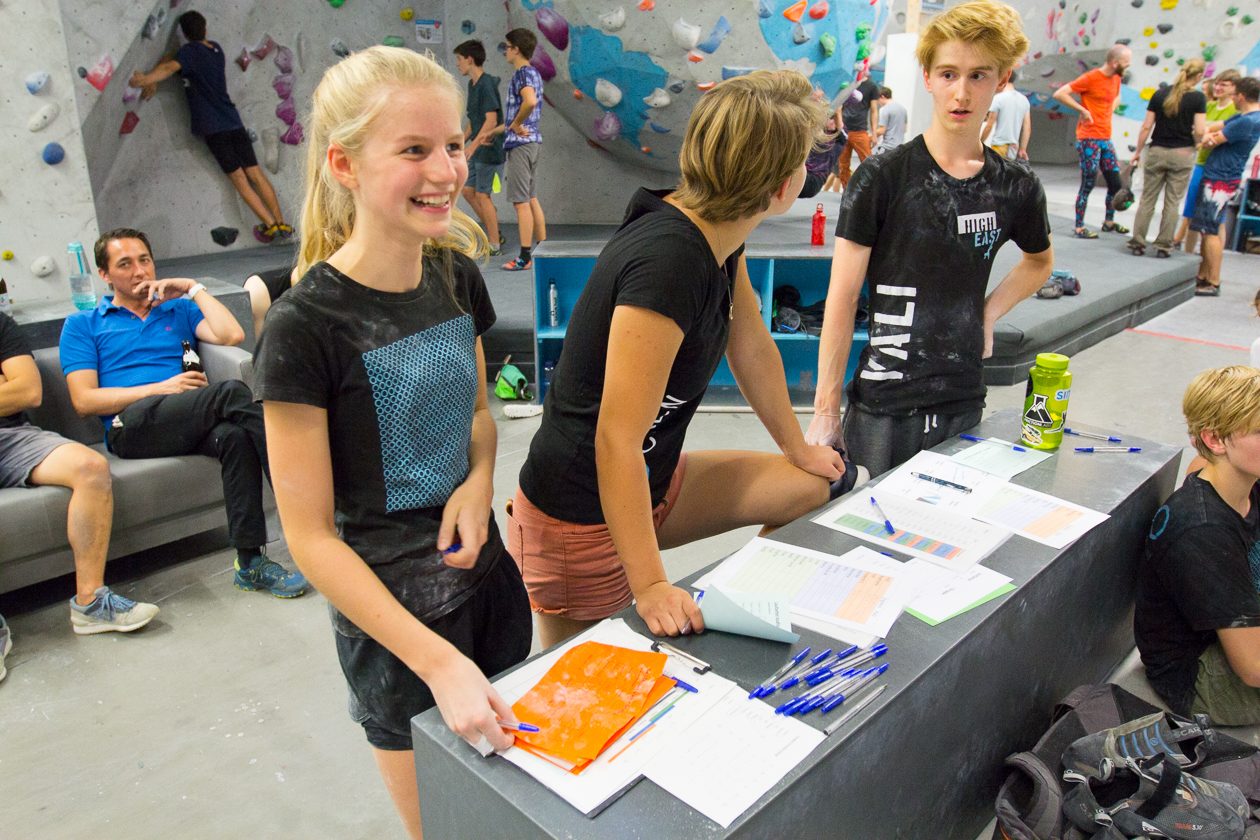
(252, 49), (532, 839)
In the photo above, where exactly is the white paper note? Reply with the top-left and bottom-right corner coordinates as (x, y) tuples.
(971, 483), (1109, 548)
(645, 687), (825, 828)
(905, 564), (1015, 625)
(700, 586), (799, 643)
(876, 450), (1007, 514)
(949, 438), (1052, 479)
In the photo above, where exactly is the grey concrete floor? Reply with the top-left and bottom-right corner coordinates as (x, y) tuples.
(3, 167), (1258, 839)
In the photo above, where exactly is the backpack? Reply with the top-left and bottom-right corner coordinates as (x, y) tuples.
(992, 683), (1260, 840)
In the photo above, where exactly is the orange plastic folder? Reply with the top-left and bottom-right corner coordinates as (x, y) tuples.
(512, 642), (670, 764)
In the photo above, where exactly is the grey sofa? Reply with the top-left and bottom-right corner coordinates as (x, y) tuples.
(0, 344), (259, 594)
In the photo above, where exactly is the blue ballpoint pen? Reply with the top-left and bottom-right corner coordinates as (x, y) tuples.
(776, 645), (861, 694)
(780, 669), (861, 715)
(801, 647), (887, 696)
(774, 648), (834, 691)
(799, 670), (873, 715)
(750, 647), (811, 698)
(1075, 446), (1142, 453)
(1065, 428), (1122, 443)
(821, 664), (890, 714)
(869, 496), (895, 534)
(959, 433), (1027, 453)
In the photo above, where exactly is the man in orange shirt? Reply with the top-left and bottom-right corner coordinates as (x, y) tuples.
(1053, 45), (1132, 238)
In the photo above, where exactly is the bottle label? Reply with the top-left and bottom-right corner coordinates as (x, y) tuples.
(1021, 373), (1070, 449)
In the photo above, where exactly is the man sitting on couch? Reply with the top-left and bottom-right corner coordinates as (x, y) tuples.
(59, 228), (306, 599)
(1, 311), (158, 655)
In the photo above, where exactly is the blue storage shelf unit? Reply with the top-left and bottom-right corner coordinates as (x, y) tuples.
(1231, 178), (1260, 252)
(531, 245), (868, 406)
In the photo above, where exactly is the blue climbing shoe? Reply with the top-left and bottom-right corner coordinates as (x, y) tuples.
(234, 555), (308, 598)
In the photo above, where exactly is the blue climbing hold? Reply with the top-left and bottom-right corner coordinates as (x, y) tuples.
(697, 16), (731, 54)
(758, 0), (773, 19)
(721, 66), (756, 80)
(649, 121), (671, 133)
(25, 71), (50, 94)
(42, 142), (65, 165)
(461, 19), (475, 35)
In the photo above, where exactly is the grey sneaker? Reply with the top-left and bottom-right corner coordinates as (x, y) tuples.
(70, 586), (159, 635)
(0, 615), (11, 682)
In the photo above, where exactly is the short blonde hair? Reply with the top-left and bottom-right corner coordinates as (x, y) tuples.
(1183, 366), (1260, 460)
(297, 46), (486, 279)
(915, 0), (1030, 75)
(672, 70), (828, 223)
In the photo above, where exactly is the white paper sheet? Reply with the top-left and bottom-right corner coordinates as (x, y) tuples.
(700, 586), (799, 643)
(695, 538), (916, 639)
(970, 483), (1109, 548)
(812, 490), (1010, 572)
(905, 564), (1015, 624)
(949, 438), (1052, 479)
(493, 619), (735, 816)
(876, 450), (1008, 514)
(645, 687), (825, 828)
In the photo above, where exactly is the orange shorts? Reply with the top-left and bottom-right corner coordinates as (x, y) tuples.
(506, 454), (688, 621)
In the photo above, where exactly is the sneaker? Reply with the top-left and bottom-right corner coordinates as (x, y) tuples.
(69, 586), (159, 635)
(502, 256), (532, 271)
(253, 223), (276, 244)
(829, 448), (870, 500)
(0, 616), (11, 682)
(1195, 280), (1221, 297)
(1063, 710), (1256, 779)
(1100, 221), (1130, 235)
(1063, 755), (1248, 839)
(234, 555), (308, 598)
(1073, 227), (1099, 239)
(489, 244), (503, 257)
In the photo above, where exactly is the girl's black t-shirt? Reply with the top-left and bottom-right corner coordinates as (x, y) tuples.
(1148, 88), (1207, 149)
(519, 188), (742, 525)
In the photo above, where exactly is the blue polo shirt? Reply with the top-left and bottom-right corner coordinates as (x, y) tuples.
(60, 297), (204, 431)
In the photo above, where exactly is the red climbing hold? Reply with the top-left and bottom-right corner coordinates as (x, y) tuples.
(809, 1), (829, 20)
(637, 0), (654, 10)
(119, 111), (139, 135)
(696, 81), (716, 91)
(573, 89), (584, 100)
(783, 0), (807, 23)
(688, 51), (704, 63)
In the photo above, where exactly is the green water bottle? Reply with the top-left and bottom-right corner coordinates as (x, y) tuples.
(1020, 352), (1072, 450)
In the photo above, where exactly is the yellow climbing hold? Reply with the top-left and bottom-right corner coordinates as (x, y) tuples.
(1143, 27), (1154, 36)
(1160, 0), (1177, 8)
(1140, 86), (1156, 100)
(1, 250), (12, 261)
(1150, 41), (1159, 49)
(400, 7), (414, 21)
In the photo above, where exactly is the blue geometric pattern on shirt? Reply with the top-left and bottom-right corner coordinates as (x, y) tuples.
(1249, 538), (1260, 593)
(361, 315), (477, 513)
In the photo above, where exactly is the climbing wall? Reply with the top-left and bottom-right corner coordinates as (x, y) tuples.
(0, 4), (98, 307)
(1011, 0), (1259, 158)
(503, 0), (889, 171)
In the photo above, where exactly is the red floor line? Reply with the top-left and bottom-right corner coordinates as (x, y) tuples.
(1124, 328), (1249, 352)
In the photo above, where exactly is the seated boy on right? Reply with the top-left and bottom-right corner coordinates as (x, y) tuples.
(1136, 365), (1260, 724)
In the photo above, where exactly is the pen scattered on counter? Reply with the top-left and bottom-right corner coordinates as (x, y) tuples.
(824, 685), (888, 736)
(869, 496), (895, 534)
(959, 433), (1027, 452)
(1074, 446), (1142, 453)
(1064, 428), (1122, 443)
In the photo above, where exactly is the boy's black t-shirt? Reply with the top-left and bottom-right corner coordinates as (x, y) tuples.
(175, 40), (244, 136)
(466, 72), (506, 165)
(841, 79), (881, 132)
(1135, 473), (1260, 715)
(252, 254), (501, 628)
(519, 188), (743, 525)
(835, 135), (1051, 416)
(0, 313), (33, 428)
(255, 266), (292, 305)
(1148, 88), (1207, 149)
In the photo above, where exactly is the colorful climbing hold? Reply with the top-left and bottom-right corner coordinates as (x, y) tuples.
(856, 42), (870, 59)
(531, 46), (557, 82)
(276, 98), (297, 125)
(1159, 0), (1177, 7)
(1163, 48), (1174, 58)
(274, 46), (294, 74)
(1, 251), (13, 261)
(640, 146), (651, 154)
(251, 35), (277, 60)
(595, 78), (622, 108)
(643, 88), (671, 108)
(648, 121), (671, 133)
(236, 48), (252, 71)
(696, 16), (731, 54)
(1139, 86), (1157, 100)
(30, 256), (55, 278)
(328, 0), (345, 7)
(1242, 14), (1254, 24)
(600, 7), (626, 30)
(637, 0), (654, 11)
(687, 51), (704, 63)
(758, 0), (773, 19)
(809, 1), (829, 20)
(76, 67), (88, 79)
(210, 227), (239, 247)
(673, 18), (701, 50)
(1149, 41), (1159, 49)
(536, 7), (569, 50)
(273, 73), (294, 99)
(382, 35), (405, 47)
(696, 81), (716, 91)
(667, 78), (686, 94)
(792, 21), (810, 45)
(461, 20), (475, 35)
(1202, 45), (1217, 60)
(1143, 26), (1154, 36)
(593, 111), (621, 141)
(1131, 0), (1143, 6)
(572, 88), (584, 100)
(1145, 54), (1159, 65)
(41, 143), (65, 165)
(119, 111), (139, 135)
(27, 103), (59, 132)
(1157, 23), (1173, 34)
(783, 0), (808, 24)
(400, 8), (414, 21)
(85, 55), (114, 92)
(25, 71), (49, 94)
(330, 39), (350, 58)
(721, 66), (756, 79)
(281, 122), (304, 145)
(1226, 5), (1239, 14)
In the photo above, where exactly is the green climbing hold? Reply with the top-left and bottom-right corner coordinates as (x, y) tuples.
(854, 22), (871, 41)
(819, 32), (836, 57)
(1226, 5), (1238, 15)
(382, 35), (404, 47)
(1177, 57), (1185, 65)
(1163, 48), (1174, 58)
(1083, 35), (1091, 45)
(1115, 103), (1128, 115)
(1078, 12), (1087, 23)
(1202, 45), (1217, 60)
(1242, 14), (1253, 24)
(328, 0), (345, 6)
(856, 42), (870, 60)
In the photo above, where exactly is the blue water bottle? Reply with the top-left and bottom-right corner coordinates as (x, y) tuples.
(66, 242), (95, 310)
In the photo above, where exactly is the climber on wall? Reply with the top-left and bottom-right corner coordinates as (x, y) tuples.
(131, 11), (292, 245)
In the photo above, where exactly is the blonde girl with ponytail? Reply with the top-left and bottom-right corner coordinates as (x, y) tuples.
(251, 46), (531, 839)
(1128, 59), (1209, 257)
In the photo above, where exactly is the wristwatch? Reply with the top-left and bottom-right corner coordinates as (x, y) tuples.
(185, 282), (207, 299)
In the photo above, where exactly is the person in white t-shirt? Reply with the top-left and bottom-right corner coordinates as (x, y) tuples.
(873, 86), (908, 153)
(982, 72), (1032, 161)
